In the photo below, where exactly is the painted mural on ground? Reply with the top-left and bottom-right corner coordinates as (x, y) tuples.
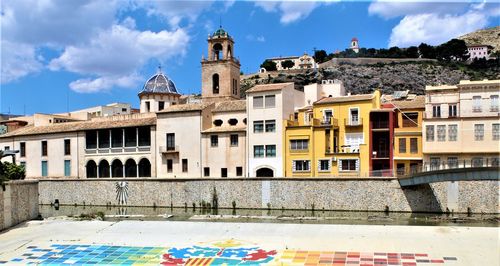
(0, 239), (458, 265)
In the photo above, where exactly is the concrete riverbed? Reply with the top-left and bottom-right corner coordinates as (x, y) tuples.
(0, 219), (498, 265)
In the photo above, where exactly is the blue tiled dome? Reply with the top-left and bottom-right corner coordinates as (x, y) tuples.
(140, 72), (178, 94)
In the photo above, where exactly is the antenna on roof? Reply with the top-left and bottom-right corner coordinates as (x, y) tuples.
(158, 64), (162, 74)
(219, 16), (222, 28)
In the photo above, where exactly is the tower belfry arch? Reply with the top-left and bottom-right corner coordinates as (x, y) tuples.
(201, 26), (241, 102)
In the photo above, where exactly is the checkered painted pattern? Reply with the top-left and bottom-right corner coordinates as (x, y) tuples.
(273, 250), (457, 266)
(0, 243), (458, 265)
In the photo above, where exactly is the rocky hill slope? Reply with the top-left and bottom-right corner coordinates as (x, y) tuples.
(458, 26), (500, 52)
(241, 27), (500, 97)
(241, 61), (499, 97)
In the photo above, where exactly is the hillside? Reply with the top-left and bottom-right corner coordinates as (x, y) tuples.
(458, 26), (500, 52)
(241, 60), (499, 97)
(241, 27), (500, 97)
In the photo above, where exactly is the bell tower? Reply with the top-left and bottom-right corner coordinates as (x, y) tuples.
(201, 27), (241, 102)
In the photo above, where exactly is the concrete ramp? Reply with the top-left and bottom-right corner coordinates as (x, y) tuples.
(399, 167), (500, 187)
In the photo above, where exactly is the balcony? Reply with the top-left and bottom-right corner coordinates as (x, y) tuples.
(372, 149), (390, 159)
(472, 107), (482, 113)
(344, 117), (363, 127)
(311, 117), (339, 128)
(160, 145), (179, 154)
(372, 120), (389, 129)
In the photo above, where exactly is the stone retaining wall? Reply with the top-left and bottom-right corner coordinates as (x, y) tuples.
(1, 180), (39, 231)
(38, 179), (499, 214)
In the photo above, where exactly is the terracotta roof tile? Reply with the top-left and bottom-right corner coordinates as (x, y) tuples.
(390, 95), (425, 109)
(314, 94), (374, 105)
(0, 115), (156, 138)
(213, 100), (246, 113)
(246, 82), (294, 93)
(158, 103), (213, 113)
(201, 126), (246, 133)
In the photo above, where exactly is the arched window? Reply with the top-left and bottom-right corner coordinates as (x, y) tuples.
(111, 160), (123, 178)
(138, 158), (151, 177)
(228, 118), (238, 126)
(243, 118), (247, 125)
(227, 44), (232, 58)
(125, 159), (137, 177)
(213, 43), (223, 60)
(212, 74), (219, 94)
(98, 160), (110, 178)
(86, 160), (97, 178)
(213, 119), (223, 127)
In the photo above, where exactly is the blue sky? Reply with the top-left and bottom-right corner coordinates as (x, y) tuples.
(1, 0), (499, 115)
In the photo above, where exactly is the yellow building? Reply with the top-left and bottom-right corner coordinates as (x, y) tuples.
(382, 94), (425, 177)
(284, 91), (381, 177)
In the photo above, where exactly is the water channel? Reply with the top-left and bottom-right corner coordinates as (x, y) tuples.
(40, 205), (499, 227)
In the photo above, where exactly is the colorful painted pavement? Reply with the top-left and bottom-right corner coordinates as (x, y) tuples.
(0, 239), (458, 265)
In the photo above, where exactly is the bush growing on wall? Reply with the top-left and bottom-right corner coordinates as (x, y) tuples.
(3, 162), (25, 180)
(0, 160), (26, 185)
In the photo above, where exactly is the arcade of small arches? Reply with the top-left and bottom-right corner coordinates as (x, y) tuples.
(86, 158), (151, 178)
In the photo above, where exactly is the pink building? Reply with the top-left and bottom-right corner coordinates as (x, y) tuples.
(467, 45), (490, 61)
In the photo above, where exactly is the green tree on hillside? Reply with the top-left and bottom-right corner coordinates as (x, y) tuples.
(260, 60), (277, 71)
(281, 60), (295, 69)
(313, 50), (328, 63)
(418, 43), (436, 59)
(388, 46), (403, 58)
(405, 46), (419, 58)
(436, 39), (469, 61)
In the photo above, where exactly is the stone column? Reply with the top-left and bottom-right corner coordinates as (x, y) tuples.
(96, 130), (99, 149)
(136, 127), (139, 148)
(122, 128), (125, 150)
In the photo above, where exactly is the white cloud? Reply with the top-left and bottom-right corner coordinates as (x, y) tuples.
(49, 25), (190, 92)
(69, 75), (142, 93)
(246, 34), (266, 42)
(1, 0), (118, 47)
(0, 40), (43, 83)
(370, 1), (500, 47)
(368, 1), (468, 19)
(0, 0), (121, 84)
(388, 11), (489, 47)
(0, 0), (202, 92)
(138, 0), (214, 28)
(255, 0), (335, 24)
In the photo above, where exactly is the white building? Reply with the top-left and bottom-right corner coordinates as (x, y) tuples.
(467, 45), (491, 61)
(61, 103), (133, 118)
(350, 37), (359, 53)
(246, 83), (304, 177)
(262, 53), (317, 72)
(303, 80), (345, 106)
(0, 113), (157, 178)
(201, 100), (247, 177)
(156, 103), (213, 178)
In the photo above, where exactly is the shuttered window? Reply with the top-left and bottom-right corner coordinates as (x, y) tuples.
(339, 159), (358, 171)
(318, 159), (330, 172)
(292, 160), (310, 172)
